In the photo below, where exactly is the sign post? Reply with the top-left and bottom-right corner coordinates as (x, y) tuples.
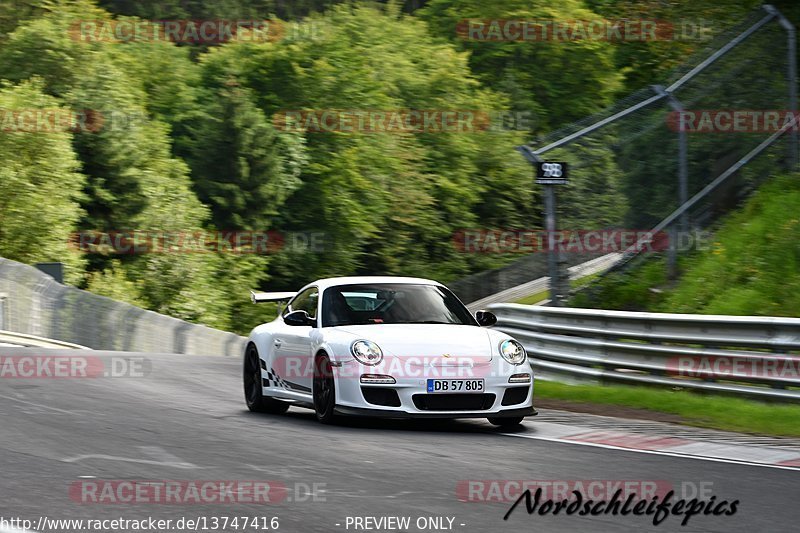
(535, 162), (568, 306)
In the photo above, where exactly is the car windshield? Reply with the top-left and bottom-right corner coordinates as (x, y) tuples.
(321, 283), (477, 327)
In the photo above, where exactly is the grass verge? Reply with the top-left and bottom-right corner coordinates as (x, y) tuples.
(535, 380), (800, 438)
(516, 273), (601, 305)
(516, 288), (550, 305)
(570, 172), (800, 315)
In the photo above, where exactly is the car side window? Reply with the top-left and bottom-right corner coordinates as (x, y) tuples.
(285, 287), (319, 318)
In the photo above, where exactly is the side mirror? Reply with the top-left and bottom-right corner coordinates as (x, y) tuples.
(284, 310), (316, 327)
(475, 310), (497, 327)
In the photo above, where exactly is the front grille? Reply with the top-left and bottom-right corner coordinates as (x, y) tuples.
(502, 386), (530, 406)
(361, 387), (401, 407)
(412, 393), (496, 411)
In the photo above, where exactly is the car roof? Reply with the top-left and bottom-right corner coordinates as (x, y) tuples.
(303, 276), (443, 292)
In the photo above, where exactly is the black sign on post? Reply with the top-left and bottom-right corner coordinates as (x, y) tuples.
(535, 161), (568, 185)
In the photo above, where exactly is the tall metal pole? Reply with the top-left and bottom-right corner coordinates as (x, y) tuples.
(765, 4), (798, 168)
(516, 146), (565, 306)
(654, 85), (688, 279)
(780, 15), (800, 168)
(667, 226), (678, 283)
(784, 17), (798, 168)
(676, 116), (689, 234)
(543, 185), (562, 306)
(654, 86), (689, 234)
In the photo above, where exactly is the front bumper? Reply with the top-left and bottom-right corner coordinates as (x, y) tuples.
(334, 360), (535, 419)
(334, 405), (537, 419)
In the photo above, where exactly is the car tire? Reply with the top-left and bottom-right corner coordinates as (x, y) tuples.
(313, 353), (338, 424)
(487, 416), (524, 427)
(244, 344), (290, 414)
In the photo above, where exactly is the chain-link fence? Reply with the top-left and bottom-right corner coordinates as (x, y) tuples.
(525, 5), (796, 250)
(449, 251), (599, 305)
(468, 5), (797, 303)
(0, 257), (245, 356)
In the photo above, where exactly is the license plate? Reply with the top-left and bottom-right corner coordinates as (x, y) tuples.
(426, 379), (484, 393)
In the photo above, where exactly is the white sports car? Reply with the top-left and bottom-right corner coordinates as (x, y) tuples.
(243, 276), (535, 426)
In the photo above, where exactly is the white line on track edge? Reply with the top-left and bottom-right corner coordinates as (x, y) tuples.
(499, 432), (800, 472)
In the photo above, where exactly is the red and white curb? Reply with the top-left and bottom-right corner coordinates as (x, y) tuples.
(503, 420), (800, 471)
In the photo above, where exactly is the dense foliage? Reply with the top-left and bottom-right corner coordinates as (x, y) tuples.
(571, 173), (800, 316)
(0, 1), (796, 333)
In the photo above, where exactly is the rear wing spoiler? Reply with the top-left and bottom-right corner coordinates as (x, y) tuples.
(250, 291), (296, 304)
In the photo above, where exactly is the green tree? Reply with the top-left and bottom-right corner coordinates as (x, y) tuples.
(112, 40), (203, 159)
(419, 0), (622, 132)
(200, 3), (537, 285)
(584, 0), (767, 95)
(0, 3), (271, 329)
(0, 0), (44, 43)
(188, 80), (306, 230)
(0, 79), (87, 282)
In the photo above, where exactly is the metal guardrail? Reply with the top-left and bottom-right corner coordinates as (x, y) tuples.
(489, 303), (800, 402)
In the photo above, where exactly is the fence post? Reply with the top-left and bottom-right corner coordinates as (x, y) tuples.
(674, 100), (689, 235)
(789, 22), (799, 169)
(653, 85), (686, 280)
(790, 24), (799, 169)
(654, 85), (689, 235)
(667, 226), (678, 282)
(764, 5), (798, 169)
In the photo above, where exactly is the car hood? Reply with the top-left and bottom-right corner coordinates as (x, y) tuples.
(332, 324), (494, 364)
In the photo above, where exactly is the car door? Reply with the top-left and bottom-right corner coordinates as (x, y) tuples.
(272, 286), (319, 394)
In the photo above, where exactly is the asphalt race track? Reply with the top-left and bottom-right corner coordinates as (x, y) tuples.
(0, 349), (796, 533)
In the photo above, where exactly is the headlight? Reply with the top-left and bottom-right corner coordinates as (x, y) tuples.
(350, 340), (383, 366)
(499, 339), (526, 365)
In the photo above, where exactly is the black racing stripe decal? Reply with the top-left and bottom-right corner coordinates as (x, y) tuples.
(284, 380), (312, 393)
